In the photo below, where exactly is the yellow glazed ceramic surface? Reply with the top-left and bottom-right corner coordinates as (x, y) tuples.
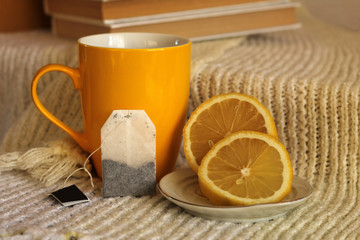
(31, 33), (191, 181)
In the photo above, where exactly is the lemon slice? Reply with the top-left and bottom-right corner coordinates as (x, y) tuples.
(198, 131), (293, 206)
(183, 93), (278, 173)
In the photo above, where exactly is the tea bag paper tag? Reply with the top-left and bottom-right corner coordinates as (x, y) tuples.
(49, 185), (89, 207)
(101, 110), (156, 197)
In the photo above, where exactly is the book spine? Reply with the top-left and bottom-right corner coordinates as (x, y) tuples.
(50, 1), (299, 26)
(45, 0), (290, 20)
(51, 3), (300, 40)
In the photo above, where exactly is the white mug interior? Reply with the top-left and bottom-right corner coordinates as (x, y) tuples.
(78, 32), (190, 49)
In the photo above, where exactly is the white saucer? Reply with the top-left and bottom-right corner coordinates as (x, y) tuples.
(158, 168), (312, 222)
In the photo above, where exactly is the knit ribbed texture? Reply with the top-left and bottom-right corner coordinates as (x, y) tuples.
(0, 31), (81, 152)
(2, 5), (360, 239)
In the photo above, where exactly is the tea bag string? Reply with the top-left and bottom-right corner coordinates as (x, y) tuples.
(63, 112), (128, 188)
(63, 146), (99, 188)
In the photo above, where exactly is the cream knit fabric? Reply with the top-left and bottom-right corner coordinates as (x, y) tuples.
(1, 5), (360, 239)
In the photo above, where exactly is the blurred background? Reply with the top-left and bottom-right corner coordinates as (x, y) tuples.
(0, 0), (359, 33)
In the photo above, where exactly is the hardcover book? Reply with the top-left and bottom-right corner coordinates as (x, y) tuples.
(49, 1), (300, 41)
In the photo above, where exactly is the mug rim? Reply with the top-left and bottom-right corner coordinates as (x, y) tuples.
(78, 32), (191, 50)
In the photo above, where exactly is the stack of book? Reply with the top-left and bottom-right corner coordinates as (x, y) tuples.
(43, 0), (301, 41)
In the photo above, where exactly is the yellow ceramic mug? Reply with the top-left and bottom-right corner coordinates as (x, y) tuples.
(31, 32), (191, 181)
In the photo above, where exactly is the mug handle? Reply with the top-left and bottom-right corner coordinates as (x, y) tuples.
(31, 64), (90, 152)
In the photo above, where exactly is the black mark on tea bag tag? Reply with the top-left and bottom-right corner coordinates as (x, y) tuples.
(50, 184), (89, 207)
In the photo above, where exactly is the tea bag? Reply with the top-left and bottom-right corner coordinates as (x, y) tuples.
(101, 110), (156, 197)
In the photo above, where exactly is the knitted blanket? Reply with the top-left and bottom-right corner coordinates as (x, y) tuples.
(1, 5), (360, 239)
